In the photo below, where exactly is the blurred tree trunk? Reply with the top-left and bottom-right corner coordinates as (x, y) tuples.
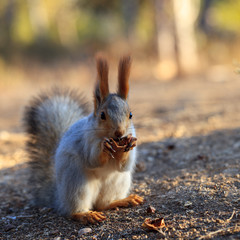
(122, 0), (139, 48)
(122, 0), (138, 39)
(55, 1), (78, 47)
(0, 0), (15, 57)
(154, 0), (200, 79)
(198, 0), (213, 34)
(154, 0), (179, 80)
(172, 0), (200, 75)
(26, 0), (48, 41)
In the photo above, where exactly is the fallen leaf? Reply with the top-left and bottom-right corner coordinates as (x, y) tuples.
(142, 218), (165, 231)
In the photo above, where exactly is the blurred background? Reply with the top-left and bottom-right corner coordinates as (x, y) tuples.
(1, 2), (240, 237)
(0, 0), (240, 134)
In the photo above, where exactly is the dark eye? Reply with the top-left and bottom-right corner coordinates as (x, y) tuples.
(100, 112), (106, 120)
(129, 112), (133, 119)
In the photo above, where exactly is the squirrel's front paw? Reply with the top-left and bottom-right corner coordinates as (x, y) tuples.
(109, 134), (137, 162)
(99, 139), (116, 165)
(110, 134), (137, 153)
(102, 138), (116, 159)
(124, 134), (137, 152)
(101, 135), (137, 162)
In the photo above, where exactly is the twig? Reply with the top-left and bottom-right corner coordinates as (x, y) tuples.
(198, 225), (240, 240)
(226, 210), (235, 222)
(157, 229), (166, 238)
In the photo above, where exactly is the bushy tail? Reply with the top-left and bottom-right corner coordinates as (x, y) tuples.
(23, 88), (89, 206)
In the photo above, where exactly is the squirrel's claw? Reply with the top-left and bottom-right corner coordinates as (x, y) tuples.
(126, 134), (133, 143)
(109, 138), (119, 149)
(103, 139), (115, 159)
(104, 139), (116, 153)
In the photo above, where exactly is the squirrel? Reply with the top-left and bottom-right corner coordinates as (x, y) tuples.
(23, 56), (143, 224)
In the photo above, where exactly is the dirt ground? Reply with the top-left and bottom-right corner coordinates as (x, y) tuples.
(0, 63), (239, 239)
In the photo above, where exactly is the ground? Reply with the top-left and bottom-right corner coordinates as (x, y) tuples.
(0, 63), (239, 239)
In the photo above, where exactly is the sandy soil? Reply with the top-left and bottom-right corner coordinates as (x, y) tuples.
(0, 64), (239, 239)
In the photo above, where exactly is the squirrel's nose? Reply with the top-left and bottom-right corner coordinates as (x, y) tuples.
(114, 129), (124, 138)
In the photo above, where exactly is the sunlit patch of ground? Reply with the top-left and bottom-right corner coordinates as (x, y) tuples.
(0, 63), (239, 239)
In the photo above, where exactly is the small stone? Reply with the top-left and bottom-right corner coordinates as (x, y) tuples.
(53, 237), (61, 240)
(39, 207), (52, 213)
(184, 201), (192, 207)
(49, 230), (59, 235)
(166, 143), (175, 150)
(147, 156), (154, 162)
(4, 224), (15, 232)
(135, 162), (146, 172)
(186, 210), (194, 214)
(146, 205), (156, 214)
(78, 227), (92, 236)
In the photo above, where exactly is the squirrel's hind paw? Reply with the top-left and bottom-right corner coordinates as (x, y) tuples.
(106, 194), (144, 210)
(72, 211), (106, 224)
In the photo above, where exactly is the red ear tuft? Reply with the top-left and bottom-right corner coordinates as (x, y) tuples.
(96, 56), (109, 100)
(118, 55), (131, 99)
(94, 56), (109, 115)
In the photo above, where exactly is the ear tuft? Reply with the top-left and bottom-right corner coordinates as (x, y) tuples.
(96, 56), (109, 99)
(118, 55), (131, 99)
(94, 56), (109, 114)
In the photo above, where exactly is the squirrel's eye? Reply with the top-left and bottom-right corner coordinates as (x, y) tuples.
(129, 112), (133, 119)
(100, 112), (106, 120)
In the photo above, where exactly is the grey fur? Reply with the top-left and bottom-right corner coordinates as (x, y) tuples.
(52, 90), (137, 216)
(100, 94), (130, 126)
(23, 88), (89, 207)
(23, 59), (137, 217)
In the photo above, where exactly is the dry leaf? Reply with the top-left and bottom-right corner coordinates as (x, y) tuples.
(142, 218), (165, 231)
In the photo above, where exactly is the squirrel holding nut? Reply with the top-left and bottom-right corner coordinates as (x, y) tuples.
(23, 56), (143, 224)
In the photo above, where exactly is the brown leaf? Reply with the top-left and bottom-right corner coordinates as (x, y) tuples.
(142, 218), (165, 231)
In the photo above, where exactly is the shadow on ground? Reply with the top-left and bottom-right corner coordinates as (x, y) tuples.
(0, 128), (239, 239)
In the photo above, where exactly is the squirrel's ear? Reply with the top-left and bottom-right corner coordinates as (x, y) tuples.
(117, 55), (131, 100)
(94, 56), (109, 114)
